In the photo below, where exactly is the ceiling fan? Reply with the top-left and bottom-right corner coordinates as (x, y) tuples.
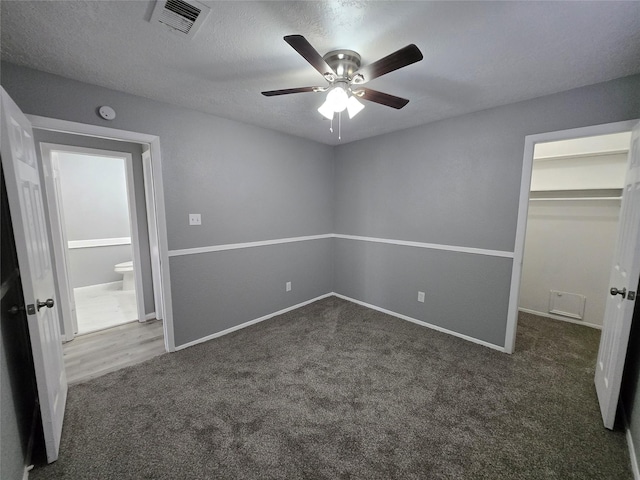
(262, 35), (423, 121)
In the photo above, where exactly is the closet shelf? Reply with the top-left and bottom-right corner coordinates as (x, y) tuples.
(529, 188), (622, 202)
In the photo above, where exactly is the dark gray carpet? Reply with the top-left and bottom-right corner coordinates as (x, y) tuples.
(32, 297), (631, 479)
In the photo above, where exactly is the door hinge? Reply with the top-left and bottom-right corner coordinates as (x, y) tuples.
(26, 304), (36, 315)
(629, 291), (636, 301)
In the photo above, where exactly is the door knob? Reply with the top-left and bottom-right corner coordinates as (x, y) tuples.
(610, 287), (627, 299)
(7, 305), (24, 315)
(36, 298), (55, 311)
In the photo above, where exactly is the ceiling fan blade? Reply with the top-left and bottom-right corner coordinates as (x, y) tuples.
(284, 35), (336, 78)
(358, 88), (410, 109)
(261, 87), (317, 97)
(353, 44), (423, 84)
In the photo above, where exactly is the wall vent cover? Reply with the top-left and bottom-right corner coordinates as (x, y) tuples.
(548, 290), (586, 320)
(150, 0), (210, 38)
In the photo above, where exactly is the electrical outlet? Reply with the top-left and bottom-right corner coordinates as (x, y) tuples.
(418, 291), (425, 303)
(189, 213), (201, 226)
(286, 281), (292, 292)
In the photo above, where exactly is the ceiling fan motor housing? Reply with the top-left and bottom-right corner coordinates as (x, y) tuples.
(323, 50), (361, 80)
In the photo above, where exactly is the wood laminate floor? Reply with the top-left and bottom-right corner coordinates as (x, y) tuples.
(63, 320), (165, 385)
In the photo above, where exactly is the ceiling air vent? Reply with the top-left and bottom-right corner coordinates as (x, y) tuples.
(150, 0), (210, 39)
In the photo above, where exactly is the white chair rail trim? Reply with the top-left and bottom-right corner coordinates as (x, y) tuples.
(168, 233), (514, 259)
(68, 237), (132, 249)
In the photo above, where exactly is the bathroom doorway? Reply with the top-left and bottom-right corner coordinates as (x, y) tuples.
(33, 128), (166, 346)
(40, 142), (146, 335)
(42, 144), (142, 335)
(25, 119), (172, 383)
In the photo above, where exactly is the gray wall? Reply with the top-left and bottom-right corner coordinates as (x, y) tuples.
(57, 152), (133, 288)
(1, 171), (37, 480)
(334, 239), (512, 346)
(33, 129), (154, 314)
(622, 277), (640, 466)
(171, 238), (333, 346)
(333, 74), (640, 348)
(0, 283), (33, 480)
(67, 245), (134, 288)
(58, 153), (130, 240)
(1, 62), (335, 347)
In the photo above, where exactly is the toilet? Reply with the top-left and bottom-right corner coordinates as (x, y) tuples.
(114, 260), (135, 290)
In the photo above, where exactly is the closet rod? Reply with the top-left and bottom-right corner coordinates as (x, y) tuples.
(529, 196), (621, 202)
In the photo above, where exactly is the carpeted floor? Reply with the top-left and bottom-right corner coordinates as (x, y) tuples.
(31, 297), (631, 479)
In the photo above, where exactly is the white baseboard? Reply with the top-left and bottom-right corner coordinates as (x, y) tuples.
(174, 292), (507, 353)
(23, 465), (33, 480)
(174, 293), (334, 351)
(518, 307), (602, 330)
(143, 312), (156, 321)
(623, 404), (640, 480)
(333, 293), (506, 353)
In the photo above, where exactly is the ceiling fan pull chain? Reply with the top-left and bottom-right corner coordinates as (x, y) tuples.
(330, 116), (333, 133)
(338, 111), (341, 141)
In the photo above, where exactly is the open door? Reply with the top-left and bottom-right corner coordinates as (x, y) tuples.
(41, 145), (79, 341)
(595, 121), (640, 429)
(1, 87), (67, 461)
(143, 149), (164, 320)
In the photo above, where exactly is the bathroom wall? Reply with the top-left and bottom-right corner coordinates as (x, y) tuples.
(33, 129), (155, 317)
(57, 151), (133, 288)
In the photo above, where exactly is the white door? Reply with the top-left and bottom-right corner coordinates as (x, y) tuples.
(42, 147), (79, 340)
(1, 88), (67, 461)
(143, 149), (164, 320)
(595, 121), (640, 429)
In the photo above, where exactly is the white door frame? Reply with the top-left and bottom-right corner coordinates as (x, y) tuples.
(27, 115), (176, 352)
(505, 118), (639, 354)
(40, 143), (146, 333)
(142, 149), (164, 320)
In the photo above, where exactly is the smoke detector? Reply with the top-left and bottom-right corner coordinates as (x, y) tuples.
(150, 0), (210, 39)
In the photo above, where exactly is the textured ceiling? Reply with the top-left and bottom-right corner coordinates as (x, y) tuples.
(2, 1), (640, 145)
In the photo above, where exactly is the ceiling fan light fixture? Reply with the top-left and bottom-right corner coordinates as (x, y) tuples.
(346, 95), (365, 119)
(326, 85), (349, 112)
(351, 73), (365, 85)
(323, 72), (336, 82)
(264, 36), (423, 137)
(318, 99), (335, 120)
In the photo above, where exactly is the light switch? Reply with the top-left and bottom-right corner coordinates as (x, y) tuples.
(418, 291), (425, 303)
(189, 213), (201, 225)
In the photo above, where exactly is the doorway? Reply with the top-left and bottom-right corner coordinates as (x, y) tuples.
(506, 119), (640, 430)
(27, 115), (175, 352)
(29, 123), (173, 383)
(34, 129), (164, 342)
(505, 119), (639, 354)
(519, 131), (631, 329)
(41, 144), (143, 335)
